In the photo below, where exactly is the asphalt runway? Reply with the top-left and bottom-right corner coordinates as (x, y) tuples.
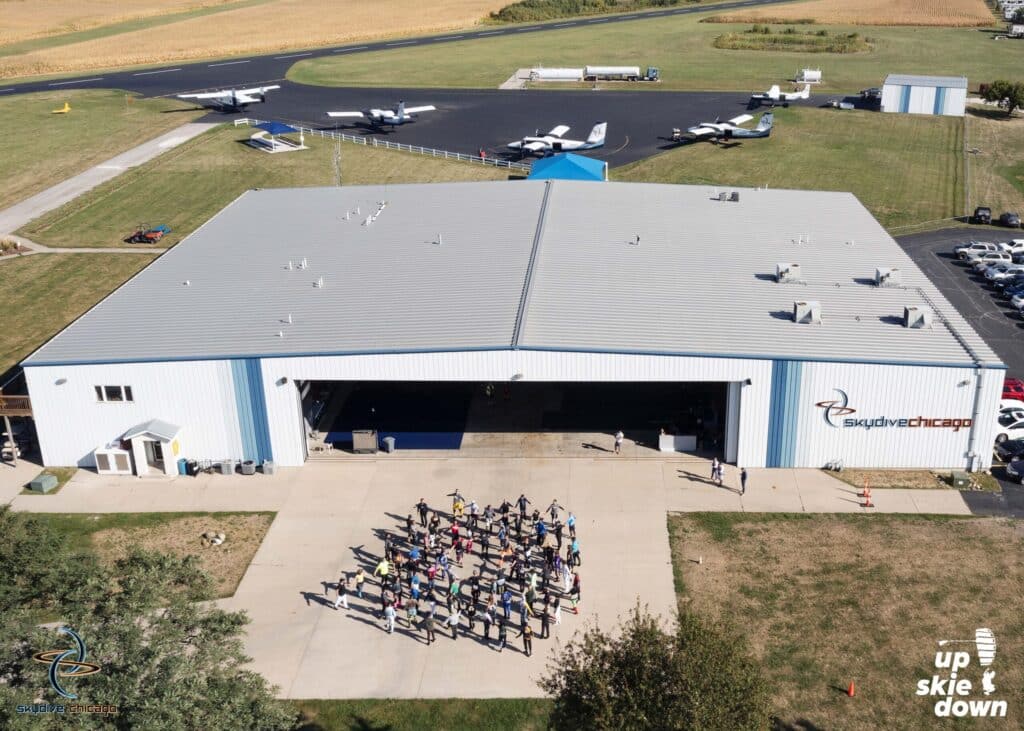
(228, 83), (784, 166)
(0, 0), (795, 99)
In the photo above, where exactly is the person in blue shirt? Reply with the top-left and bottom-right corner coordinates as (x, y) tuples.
(501, 589), (513, 620)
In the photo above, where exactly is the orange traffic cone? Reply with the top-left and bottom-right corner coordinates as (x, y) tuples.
(858, 480), (870, 497)
(847, 681), (856, 697)
(861, 487), (873, 508)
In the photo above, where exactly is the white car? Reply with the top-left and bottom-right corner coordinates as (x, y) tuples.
(973, 252), (1012, 271)
(987, 264), (1024, 281)
(1011, 293), (1024, 309)
(956, 241), (998, 260)
(994, 412), (1024, 443)
(998, 238), (1024, 255)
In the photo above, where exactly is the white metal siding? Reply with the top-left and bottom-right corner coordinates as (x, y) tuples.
(942, 87), (967, 117)
(881, 84), (902, 113)
(908, 86), (936, 115)
(25, 361), (243, 468)
(881, 84), (966, 117)
(792, 362), (999, 469)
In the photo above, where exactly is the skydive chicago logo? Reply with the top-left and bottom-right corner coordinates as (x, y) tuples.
(815, 389), (973, 432)
(916, 628), (1008, 718)
(16, 627), (115, 716)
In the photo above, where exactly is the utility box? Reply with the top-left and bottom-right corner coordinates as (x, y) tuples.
(28, 473), (58, 493)
(262, 460), (276, 475)
(352, 429), (378, 454)
(776, 263), (803, 283)
(793, 300), (822, 324)
(241, 460), (256, 475)
(904, 305), (933, 329)
(875, 267), (902, 287)
(950, 471), (969, 488)
(218, 460), (234, 475)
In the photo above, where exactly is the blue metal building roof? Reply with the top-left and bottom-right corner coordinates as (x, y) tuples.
(527, 153), (606, 182)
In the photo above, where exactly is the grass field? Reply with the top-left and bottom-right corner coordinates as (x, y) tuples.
(710, 0), (995, 27)
(0, 89), (201, 212)
(0, 254), (152, 375)
(30, 512), (274, 597)
(670, 513), (1024, 730)
(289, 12), (1024, 92)
(18, 125), (510, 249)
(0, 0), (506, 79)
(613, 106), (963, 230)
(967, 108), (1024, 217)
(293, 699), (551, 731)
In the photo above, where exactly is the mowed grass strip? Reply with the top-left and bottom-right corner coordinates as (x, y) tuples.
(669, 513), (1024, 730)
(0, 254), (152, 375)
(288, 13), (1024, 92)
(613, 107), (964, 230)
(29, 512), (275, 598)
(0, 89), (202, 211)
(966, 109), (1024, 216)
(710, 0), (995, 27)
(293, 698), (551, 731)
(19, 125), (509, 249)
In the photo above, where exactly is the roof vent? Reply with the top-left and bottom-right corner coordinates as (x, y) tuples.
(904, 305), (933, 329)
(875, 267), (902, 287)
(730, 191), (740, 202)
(718, 191), (729, 201)
(793, 300), (822, 324)
(776, 263), (803, 283)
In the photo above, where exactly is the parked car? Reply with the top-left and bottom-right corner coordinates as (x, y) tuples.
(1003, 377), (1024, 401)
(973, 252), (1012, 271)
(1004, 458), (1024, 483)
(994, 437), (1024, 462)
(1001, 238), (1024, 255)
(994, 412), (1024, 443)
(987, 264), (1024, 282)
(999, 212), (1021, 229)
(1010, 292), (1024, 309)
(955, 241), (998, 260)
(971, 206), (993, 225)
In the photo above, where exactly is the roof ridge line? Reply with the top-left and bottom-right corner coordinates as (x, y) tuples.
(512, 180), (553, 348)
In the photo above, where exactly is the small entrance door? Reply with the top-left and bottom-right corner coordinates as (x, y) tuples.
(144, 440), (164, 470)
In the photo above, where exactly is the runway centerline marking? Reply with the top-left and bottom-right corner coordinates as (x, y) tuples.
(386, 41), (416, 46)
(478, 31), (504, 35)
(274, 52), (312, 59)
(333, 46), (368, 52)
(133, 68), (181, 76)
(516, 26), (542, 31)
(553, 22), (576, 27)
(587, 18), (609, 23)
(48, 77), (104, 86)
(208, 60), (250, 67)
(0, 88), (15, 93)
(435, 35), (464, 40)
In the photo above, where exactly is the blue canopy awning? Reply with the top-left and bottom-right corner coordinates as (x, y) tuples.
(527, 152), (607, 182)
(255, 121), (299, 135)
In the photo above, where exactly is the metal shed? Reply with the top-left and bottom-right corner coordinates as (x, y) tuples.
(881, 74), (968, 117)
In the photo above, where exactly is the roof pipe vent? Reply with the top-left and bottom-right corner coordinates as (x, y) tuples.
(793, 300), (822, 324)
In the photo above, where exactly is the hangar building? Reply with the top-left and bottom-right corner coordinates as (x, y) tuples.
(881, 74), (968, 117)
(22, 181), (1002, 474)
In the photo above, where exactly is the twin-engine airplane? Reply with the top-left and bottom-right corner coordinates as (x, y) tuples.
(177, 85), (280, 111)
(327, 100), (437, 128)
(506, 123), (607, 156)
(676, 112), (775, 143)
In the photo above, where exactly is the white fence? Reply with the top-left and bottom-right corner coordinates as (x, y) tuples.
(235, 118), (532, 172)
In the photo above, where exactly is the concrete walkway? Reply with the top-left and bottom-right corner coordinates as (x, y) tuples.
(0, 122), (217, 239)
(0, 457), (983, 699)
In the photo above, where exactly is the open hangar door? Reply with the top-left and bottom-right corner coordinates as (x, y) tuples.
(300, 380), (730, 457)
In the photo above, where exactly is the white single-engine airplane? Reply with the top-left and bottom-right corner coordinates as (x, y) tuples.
(176, 85), (280, 112)
(506, 123), (607, 156)
(327, 101), (437, 128)
(674, 112), (774, 143)
(751, 83), (811, 107)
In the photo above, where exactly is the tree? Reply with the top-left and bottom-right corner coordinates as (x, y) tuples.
(1013, 8), (1024, 23)
(539, 603), (770, 730)
(981, 79), (1024, 116)
(0, 507), (295, 731)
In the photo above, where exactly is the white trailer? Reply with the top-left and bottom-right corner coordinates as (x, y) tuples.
(584, 65), (642, 81)
(796, 68), (822, 83)
(529, 67), (584, 81)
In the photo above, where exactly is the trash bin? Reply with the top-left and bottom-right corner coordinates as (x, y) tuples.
(262, 460), (275, 476)
(177, 458), (188, 476)
(383, 435), (396, 453)
(186, 459), (198, 477)
(218, 460), (234, 475)
(241, 460), (256, 475)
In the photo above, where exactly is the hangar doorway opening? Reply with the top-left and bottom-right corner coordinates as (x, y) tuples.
(301, 381), (732, 459)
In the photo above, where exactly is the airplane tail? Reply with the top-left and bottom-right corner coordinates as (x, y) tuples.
(397, 100), (406, 116)
(768, 85), (781, 98)
(756, 112), (774, 134)
(798, 83), (811, 99)
(586, 122), (607, 145)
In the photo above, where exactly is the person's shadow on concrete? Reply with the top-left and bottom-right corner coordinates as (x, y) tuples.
(581, 442), (612, 452)
(300, 591), (335, 609)
(676, 469), (719, 486)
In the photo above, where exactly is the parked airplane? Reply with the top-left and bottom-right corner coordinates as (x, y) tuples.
(674, 113), (774, 143)
(751, 83), (811, 106)
(327, 101), (437, 128)
(507, 123), (607, 156)
(176, 85), (280, 112)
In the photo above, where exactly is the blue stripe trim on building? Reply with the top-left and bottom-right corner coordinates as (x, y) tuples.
(899, 85), (912, 113)
(230, 358), (273, 463)
(933, 87), (946, 115)
(765, 359), (802, 468)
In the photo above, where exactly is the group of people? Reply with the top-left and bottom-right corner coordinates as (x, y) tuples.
(329, 491), (582, 656)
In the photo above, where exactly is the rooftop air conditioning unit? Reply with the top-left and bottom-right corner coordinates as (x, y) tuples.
(776, 263), (803, 283)
(730, 191), (740, 202)
(793, 300), (822, 324)
(904, 305), (933, 329)
(718, 191), (729, 201)
(875, 267), (902, 287)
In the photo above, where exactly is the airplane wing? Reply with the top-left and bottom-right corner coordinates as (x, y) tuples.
(727, 114), (754, 127)
(177, 91), (231, 100)
(686, 125), (718, 138)
(239, 85), (280, 95)
(403, 105), (436, 114)
(547, 125), (570, 138)
(327, 111), (367, 118)
(523, 140), (549, 152)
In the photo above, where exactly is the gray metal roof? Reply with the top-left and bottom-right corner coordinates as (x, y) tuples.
(122, 419), (181, 441)
(884, 74), (968, 89)
(24, 180), (1001, 369)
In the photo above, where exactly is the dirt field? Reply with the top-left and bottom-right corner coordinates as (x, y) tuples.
(710, 0), (995, 27)
(0, 0), (246, 45)
(0, 0), (506, 78)
(91, 513), (274, 597)
(670, 513), (1024, 729)
(830, 469), (949, 490)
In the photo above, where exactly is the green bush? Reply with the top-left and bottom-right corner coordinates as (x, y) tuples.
(490, 0), (682, 23)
